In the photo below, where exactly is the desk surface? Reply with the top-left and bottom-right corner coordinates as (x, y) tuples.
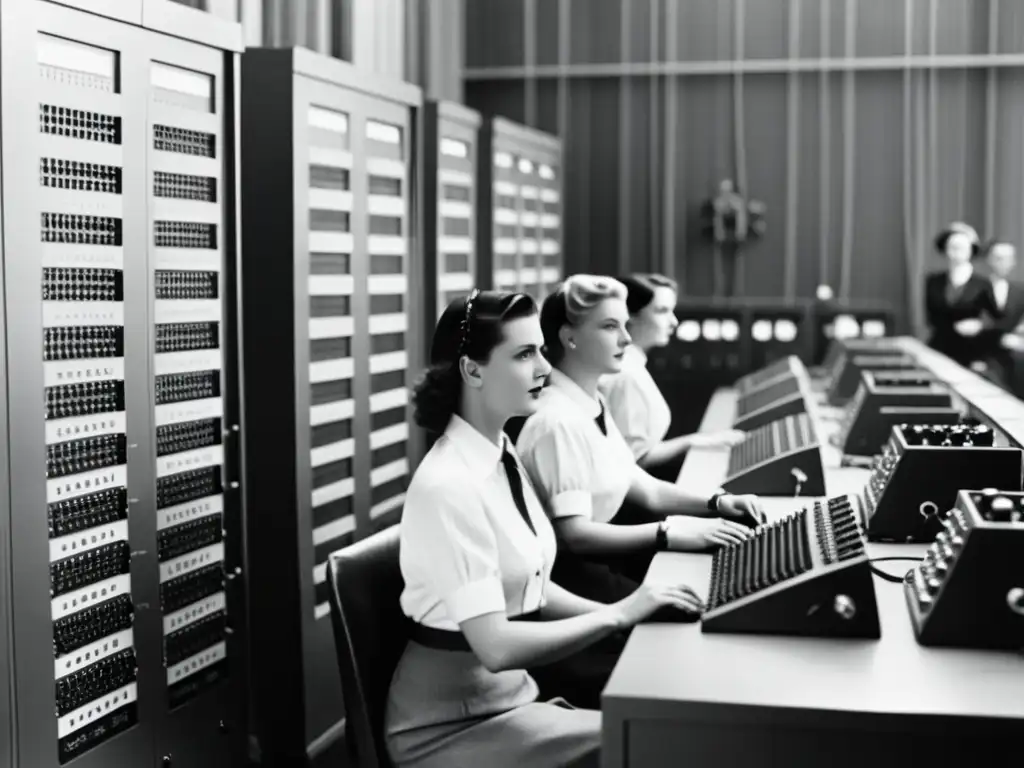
(603, 363), (1024, 766)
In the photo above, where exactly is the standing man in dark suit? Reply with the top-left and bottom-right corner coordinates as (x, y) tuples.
(975, 241), (1024, 390)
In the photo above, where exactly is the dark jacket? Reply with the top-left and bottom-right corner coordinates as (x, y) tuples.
(925, 270), (989, 366)
(975, 277), (1024, 388)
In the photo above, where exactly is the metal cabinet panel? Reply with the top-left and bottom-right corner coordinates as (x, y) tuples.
(0, 100), (13, 768)
(422, 100), (482, 326)
(0, 3), (245, 766)
(240, 46), (423, 766)
(477, 117), (563, 303)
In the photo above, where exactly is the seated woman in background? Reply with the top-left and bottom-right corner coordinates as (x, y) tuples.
(925, 222), (989, 367)
(385, 289), (703, 768)
(599, 273), (745, 483)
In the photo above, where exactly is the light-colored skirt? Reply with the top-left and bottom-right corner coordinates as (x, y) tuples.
(385, 640), (601, 768)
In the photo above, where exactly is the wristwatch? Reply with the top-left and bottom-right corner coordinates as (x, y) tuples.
(655, 519), (670, 551)
(707, 488), (727, 513)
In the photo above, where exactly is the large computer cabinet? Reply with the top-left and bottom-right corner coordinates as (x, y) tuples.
(240, 47), (423, 765)
(422, 100), (481, 324)
(0, 2), (246, 767)
(477, 117), (564, 302)
(0, 227), (11, 768)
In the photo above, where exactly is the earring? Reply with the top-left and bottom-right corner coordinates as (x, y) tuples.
(568, 341), (577, 350)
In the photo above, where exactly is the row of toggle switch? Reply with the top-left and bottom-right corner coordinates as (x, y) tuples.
(156, 371), (220, 405)
(903, 423), (994, 447)
(154, 171), (216, 202)
(155, 322), (219, 354)
(46, 380), (124, 421)
(41, 158), (121, 194)
(154, 221), (217, 250)
(43, 267), (122, 302)
(46, 434), (126, 479)
(41, 213), (120, 245)
(40, 105), (120, 144)
(908, 507), (969, 611)
(155, 270), (218, 300)
(156, 418), (220, 457)
(48, 488), (127, 541)
(53, 594), (134, 658)
(157, 467), (221, 511)
(44, 325), (123, 361)
(154, 125), (214, 157)
(813, 496), (866, 564)
(50, 541), (130, 598)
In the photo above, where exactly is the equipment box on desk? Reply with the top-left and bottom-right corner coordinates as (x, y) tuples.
(863, 424), (1023, 543)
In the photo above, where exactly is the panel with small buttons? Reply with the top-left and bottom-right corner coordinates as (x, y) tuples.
(905, 489), (1024, 649)
(481, 119), (563, 301)
(863, 423), (1023, 543)
(34, 30), (139, 764)
(3, 5), (244, 768)
(149, 59), (229, 711)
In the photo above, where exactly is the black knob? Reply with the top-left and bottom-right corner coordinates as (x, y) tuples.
(972, 425), (995, 446)
(986, 496), (1016, 522)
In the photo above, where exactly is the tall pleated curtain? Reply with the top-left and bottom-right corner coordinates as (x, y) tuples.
(463, 0), (1024, 338)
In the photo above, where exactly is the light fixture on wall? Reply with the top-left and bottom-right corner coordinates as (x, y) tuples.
(677, 319), (701, 342)
(774, 319), (798, 342)
(720, 319), (740, 341)
(702, 318), (722, 341)
(752, 318), (773, 342)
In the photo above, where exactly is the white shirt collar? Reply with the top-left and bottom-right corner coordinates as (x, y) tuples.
(624, 344), (647, 365)
(949, 263), (973, 287)
(444, 414), (508, 475)
(548, 368), (604, 419)
(992, 275), (1008, 285)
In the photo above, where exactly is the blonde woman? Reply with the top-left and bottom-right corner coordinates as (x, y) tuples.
(514, 275), (763, 706)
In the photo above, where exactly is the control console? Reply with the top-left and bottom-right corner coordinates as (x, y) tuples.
(703, 495), (880, 638)
(906, 489), (1024, 649)
(837, 369), (956, 458)
(862, 424), (1023, 543)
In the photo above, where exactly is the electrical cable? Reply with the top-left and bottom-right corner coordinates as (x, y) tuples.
(869, 556), (924, 584)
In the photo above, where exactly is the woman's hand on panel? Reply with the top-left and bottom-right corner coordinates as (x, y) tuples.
(1001, 333), (1024, 351)
(689, 429), (747, 449)
(664, 515), (752, 550)
(613, 581), (705, 626)
(717, 493), (766, 527)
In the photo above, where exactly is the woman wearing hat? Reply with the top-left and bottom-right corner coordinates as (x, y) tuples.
(925, 222), (989, 366)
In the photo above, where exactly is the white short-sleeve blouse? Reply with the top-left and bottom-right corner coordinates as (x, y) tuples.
(599, 345), (672, 461)
(399, 415), (558, 630)
(516, 368), (636, 525)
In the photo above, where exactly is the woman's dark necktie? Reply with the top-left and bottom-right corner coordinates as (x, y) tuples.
(595, 403), (608, 436)
(501, 450), (536, 536)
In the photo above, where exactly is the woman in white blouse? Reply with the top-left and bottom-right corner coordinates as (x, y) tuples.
(600, 273), (745, 482)
(386, 290), (704, 768)
(517, 275), (763, 600)
(514, 276), (763, 707)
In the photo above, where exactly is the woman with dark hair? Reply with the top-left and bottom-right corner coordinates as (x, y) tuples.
(600, 273), (745, 481)
(385, 289), (703, 768)
(925, 222), (989, 366)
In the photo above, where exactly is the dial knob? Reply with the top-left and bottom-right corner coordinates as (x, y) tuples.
(986, 495), (1017, 523)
